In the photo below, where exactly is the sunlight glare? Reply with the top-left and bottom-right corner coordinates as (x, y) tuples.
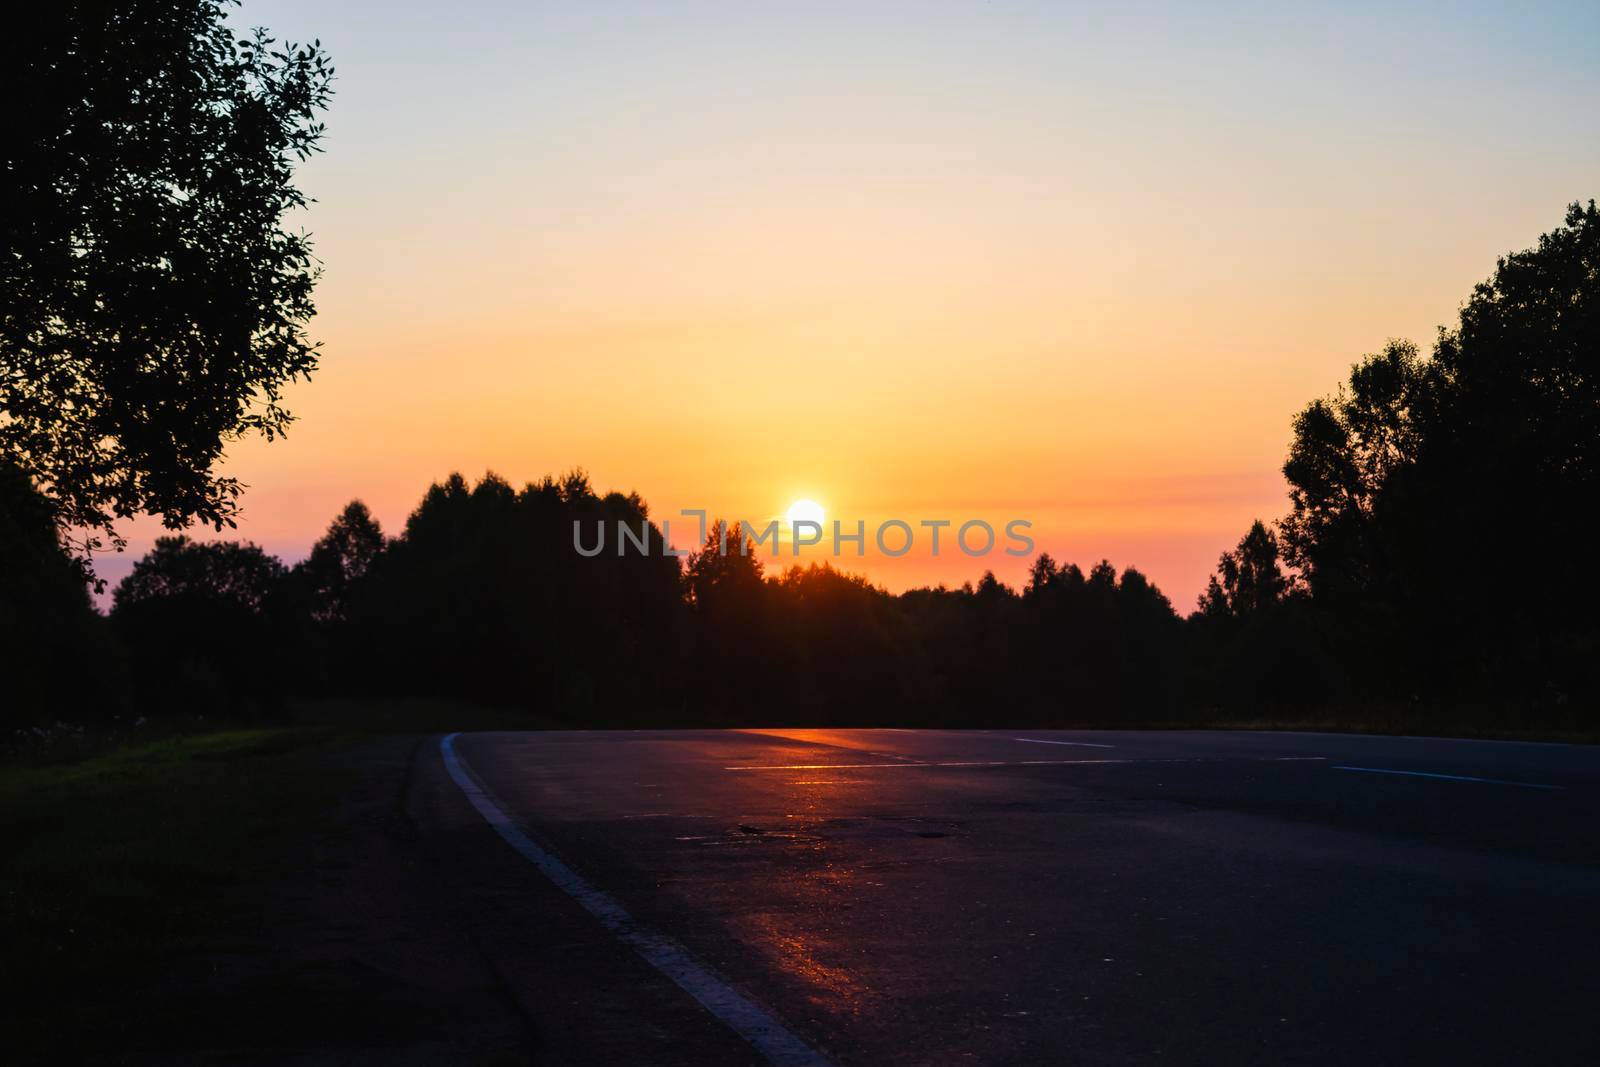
(786, 499), (825, 528)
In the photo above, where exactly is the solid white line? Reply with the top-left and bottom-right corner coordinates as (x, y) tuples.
(1012, 736), (1116, 749)
(439, 733), (829, 1066)
(1331, 765), (1566, 790)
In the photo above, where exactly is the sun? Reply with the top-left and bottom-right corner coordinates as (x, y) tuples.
(785, 498), (825, 528)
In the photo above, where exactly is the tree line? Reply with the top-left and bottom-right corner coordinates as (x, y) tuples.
(1191, 201), (1600, 727)
(3, 467), (1196, 728)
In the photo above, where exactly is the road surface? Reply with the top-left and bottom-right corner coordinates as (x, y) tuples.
(410, 728), (1600, 1064)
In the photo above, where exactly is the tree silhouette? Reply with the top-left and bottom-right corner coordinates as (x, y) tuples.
(2, 2), (333, 551)
(1187, 518), (1336, 712)
(0, 463), (121, 727)
(683, 522), (777, 719)
(348, 471), (683, 716)
(1279, 339), (1428, 605)
(1198, 520), (1288, 619)
(296, 501), (385, 625)
(684, 521), (765, 609)
(114, 537), (287, 614)
(1027, 552), (1060, 593)
(111, 535), (292, 717)
(1279, 201), (1600, 707)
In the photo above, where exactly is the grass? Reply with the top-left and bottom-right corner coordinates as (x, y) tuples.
(0, 728), (344, 1049)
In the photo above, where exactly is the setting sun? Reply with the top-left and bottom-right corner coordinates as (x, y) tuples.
(785, 499), (825, 529)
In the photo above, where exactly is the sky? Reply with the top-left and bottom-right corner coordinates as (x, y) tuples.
(101, 0), (1600, 608)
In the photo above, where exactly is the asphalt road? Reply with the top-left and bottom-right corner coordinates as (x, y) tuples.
(417, 729), (1600, 1065)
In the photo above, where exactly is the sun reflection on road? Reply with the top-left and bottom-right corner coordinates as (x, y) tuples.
(731, 911), (870, 1011)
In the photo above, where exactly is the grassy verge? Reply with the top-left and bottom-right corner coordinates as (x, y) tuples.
(0, 728), (344, 1047)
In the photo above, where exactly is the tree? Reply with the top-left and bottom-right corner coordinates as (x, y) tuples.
(767, 563), (913, 723)
(114, 536), (287, 615)
(297, 500), (385, 625)
(2, 2), (334, 552)
(684, 521), (766, 612)
(111, 535), (292, 715)
(683, 522), (778, 719)
(1027, 552), (1059, 593)
(1279, 340), (1428, 600)
(347, 471), (683, 716)
(0, 463), (120, 727)
(1198, 520), (1288, 619)
(1278, 202), (1600, 706)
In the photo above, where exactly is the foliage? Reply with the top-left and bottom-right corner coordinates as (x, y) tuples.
(1278, 201), (1600, 706)
(1198, 520), (1288, 619)
(0, 463), (121, 728)
(110, 535), (294, 717)
(1, 1), (333, 551)
(1188, 521), (1340, 713)
(345, 471), (684, 715)
(294, 500), (385, 625)
(114, 535), (287, 613)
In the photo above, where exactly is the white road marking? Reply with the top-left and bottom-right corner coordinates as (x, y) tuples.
(1257, 729), (1589, 749)
(724, 757), (1289, 771)
(1331, 765), (1565, 790)
(1012, 736), (1116, 749)
(620, 812), (717, 820)
(731, 759), (1134, 770)
(439, 733), (829, 1067)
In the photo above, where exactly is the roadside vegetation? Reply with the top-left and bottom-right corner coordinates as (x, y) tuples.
(0, 729), (341, 1053)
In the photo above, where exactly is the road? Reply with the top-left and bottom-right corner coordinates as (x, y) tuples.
(411, 728), (1600, 1065)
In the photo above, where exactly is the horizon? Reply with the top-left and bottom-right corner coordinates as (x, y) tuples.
(92, 0), (1600, 606)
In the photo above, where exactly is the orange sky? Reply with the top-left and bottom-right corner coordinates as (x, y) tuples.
(98, 2), (1600, 609)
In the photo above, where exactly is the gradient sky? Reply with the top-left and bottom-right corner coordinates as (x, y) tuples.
(102, 0), (1600, 608)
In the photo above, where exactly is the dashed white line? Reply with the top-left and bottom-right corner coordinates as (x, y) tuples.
(440, 733), (829, 1066)
(1331, 765), (1565, 790)
(1012, 736), (1116, 749)
(724, 757), (1293, 771)
(730, 759), (1117, 770)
